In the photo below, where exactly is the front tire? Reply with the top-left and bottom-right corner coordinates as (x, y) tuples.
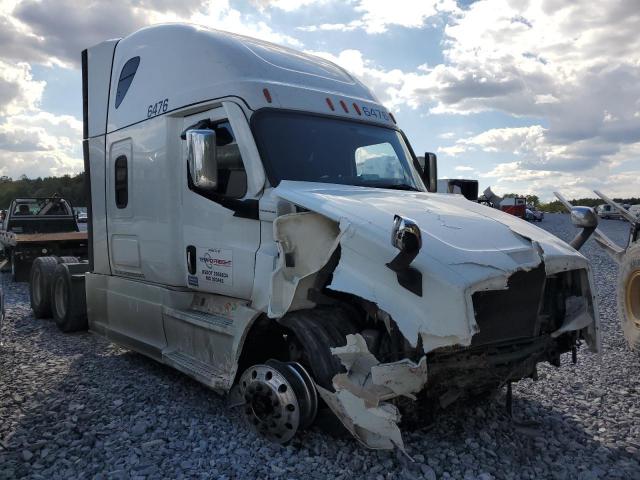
(280, 306), (360, 390)
(618, 243), (640, 351)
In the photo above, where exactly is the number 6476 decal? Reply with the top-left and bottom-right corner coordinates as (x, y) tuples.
(147, 98), (168, 118)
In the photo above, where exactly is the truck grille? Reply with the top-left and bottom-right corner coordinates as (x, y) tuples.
(470, 264), (546, 346)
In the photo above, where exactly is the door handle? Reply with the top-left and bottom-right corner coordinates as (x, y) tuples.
(186, 245), (196, 275)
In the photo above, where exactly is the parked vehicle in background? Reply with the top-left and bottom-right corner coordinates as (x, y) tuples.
(479, 187), (527, 219)
(525, 208), (535, 221)
(0, 197), (87, 281)
(629, 205), (640, 218)
(499, 195), (527, 218)
(525, 205), (544, 222)
(28, 24), (601, 451)
(77, 212), (88, 223)
(597, 204), (622, 220)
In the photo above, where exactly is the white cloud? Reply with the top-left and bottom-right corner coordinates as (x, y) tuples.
(0, 112), (83, 178)
(1, 0), (303, 67)
(479, 159), (640, 201)
(363, 0), (640, 181)
(454, 165), (474, 171)
(299, 0), (458, 33)
(0, 60), (45, 115)
(438, 144), (467, 156)
(0, 0), (306, 178)
(438, 132), (456, 139)
(260, 0), (328, 12)
(446, 127), (640, 201)
(297, 21), (360, 33)
(439, 124), (615, 173)
(355, 0), (439, 33)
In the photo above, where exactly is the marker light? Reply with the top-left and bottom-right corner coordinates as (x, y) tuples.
(352, 103), (361, 115)
(339, 100), (349, 113)
(325, 98), (335, 111)
(263, 88), (272, 103)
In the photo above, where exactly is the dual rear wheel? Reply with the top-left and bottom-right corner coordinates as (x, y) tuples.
(29, 256), (87, 332)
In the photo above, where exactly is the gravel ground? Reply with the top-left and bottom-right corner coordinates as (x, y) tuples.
(0, 213), (639, 480)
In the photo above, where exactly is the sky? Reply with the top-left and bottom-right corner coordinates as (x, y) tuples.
(0, 0), (639, 201)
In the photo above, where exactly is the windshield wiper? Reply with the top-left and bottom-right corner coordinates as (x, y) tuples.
(376, 183), (420, 191)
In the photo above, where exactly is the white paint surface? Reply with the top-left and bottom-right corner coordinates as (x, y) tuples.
(274, 181), (600, 352)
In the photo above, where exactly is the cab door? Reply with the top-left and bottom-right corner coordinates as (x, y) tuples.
(181, 104), (260, 300)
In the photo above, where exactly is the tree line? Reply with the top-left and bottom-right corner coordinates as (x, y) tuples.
(0, 174), (87, 209)
(540, 197), (640, 213)
(501, 193), (639, 212)
(0, 173), (636, 214)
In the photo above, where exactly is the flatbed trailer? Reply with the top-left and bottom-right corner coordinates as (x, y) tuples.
(0, 197), (88, 281)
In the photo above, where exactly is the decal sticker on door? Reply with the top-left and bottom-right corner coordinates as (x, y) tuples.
(198, 248), (233, 286)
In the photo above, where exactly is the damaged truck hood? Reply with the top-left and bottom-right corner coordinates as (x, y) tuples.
(273, 181), (599, 353)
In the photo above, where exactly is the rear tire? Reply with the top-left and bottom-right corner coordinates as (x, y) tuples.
(51, 264), (87, 332)
(618, 242), (640, 351)
(30, 257), (59, 318)
(30, 256), (81, 318)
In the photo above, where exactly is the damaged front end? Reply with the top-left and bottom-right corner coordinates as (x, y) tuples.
(316, 266), (598, 452)
(261, 182), (600, 451)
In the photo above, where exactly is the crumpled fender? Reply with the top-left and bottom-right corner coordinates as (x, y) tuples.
(317, 334), (427, 452)
(273, 181), (601, 353)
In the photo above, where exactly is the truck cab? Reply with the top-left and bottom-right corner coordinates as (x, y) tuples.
(68, 24), (601, 449)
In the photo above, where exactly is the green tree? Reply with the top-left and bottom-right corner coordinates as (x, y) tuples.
(0, 173), (87, 209)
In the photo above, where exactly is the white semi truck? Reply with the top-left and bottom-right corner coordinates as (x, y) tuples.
(29, 24), (601, 451)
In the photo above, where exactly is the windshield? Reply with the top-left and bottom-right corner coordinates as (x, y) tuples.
(253, 110), (424, 190)
(12, 199), (72, 216)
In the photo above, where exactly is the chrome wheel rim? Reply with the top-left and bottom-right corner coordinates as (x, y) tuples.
(239, 364), (301, 443)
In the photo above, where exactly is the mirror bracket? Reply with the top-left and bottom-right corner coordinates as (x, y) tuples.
(420, 152), (438, 192)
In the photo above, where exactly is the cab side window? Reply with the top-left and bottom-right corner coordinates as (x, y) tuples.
(114, 155), (128, 208)
(188, 121), (247, 200)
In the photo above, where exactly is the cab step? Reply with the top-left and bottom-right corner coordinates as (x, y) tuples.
(162, 349), (227, 389)
(163, 306), (234, 336)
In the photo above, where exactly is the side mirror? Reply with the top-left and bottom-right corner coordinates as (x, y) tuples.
(422, 152), (438, 192)
(569, 206), (598, 250)
(187, 129), (217, 190)
(570, 206), (598, 229)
